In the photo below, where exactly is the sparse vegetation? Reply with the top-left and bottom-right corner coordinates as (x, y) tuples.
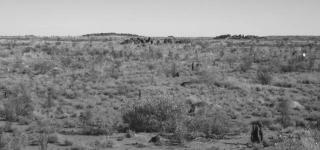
(0, 36), (319, 149)
(122, 96), (186, 132)
(256, 66), (272, 84)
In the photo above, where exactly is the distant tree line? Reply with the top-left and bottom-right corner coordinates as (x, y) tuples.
(214, 34), (262, 40)
(82, 32), (140, 37)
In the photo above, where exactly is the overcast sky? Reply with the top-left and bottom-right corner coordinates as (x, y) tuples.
(0, 0), (319, 36)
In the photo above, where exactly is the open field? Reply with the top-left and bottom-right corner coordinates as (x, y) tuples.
(0, 35), (319, 150)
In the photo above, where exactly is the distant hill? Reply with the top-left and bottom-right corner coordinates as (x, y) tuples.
(82, 32), (140, 37)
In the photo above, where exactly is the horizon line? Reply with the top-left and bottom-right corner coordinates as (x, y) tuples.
(1, 33), (320, 38)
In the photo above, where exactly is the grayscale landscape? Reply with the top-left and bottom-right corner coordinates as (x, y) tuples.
(0, 34), (319, 150)
(0, 0), (320, 150)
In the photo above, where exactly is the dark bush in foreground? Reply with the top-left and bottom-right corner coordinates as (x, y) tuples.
(122, 97), (186, 132)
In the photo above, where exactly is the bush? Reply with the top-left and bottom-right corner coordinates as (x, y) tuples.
(2, 131), (28, 150)
(1, 122), (14, 133)
(93, 138), (114, 149)
(47, 133), (60, 144)
(59, 139), (73, 146)
(256, 66), (272, 85)
(30, 59), (55, 75)
(274, 129), (320, 150)
(163, 62), (179, 77)
(184, 109), (232, 138)
(3, 83), (34, 122)
(122, 97), (186, 132)
(0, 132), (11, 149)
(239, 55), (253, 72)
(79, 110), (118, 136)
(197, 67), (222, 90)
(278, 56), (315, 73)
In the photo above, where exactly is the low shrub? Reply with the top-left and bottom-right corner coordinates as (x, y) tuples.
(30, 59), (56, 75)
(1, 122), (14, 133)
(122, 96), (186, 132)
(93, 138), (114, 149)
(163, 62), (180, 77)
(0, 132), (11, 149)
(59, 139), (73, 146)
(79, 110), (119, 136)
(274, 129), (320, 150)
(256, 66), (272, 85)
(184, 109), (232, 138)
(278, 56), (316, 73)
(47, 133), (60, 144)
(1, 131), (28, 150)
(238, 55), (253, 72)
(3, 83), (34, 122)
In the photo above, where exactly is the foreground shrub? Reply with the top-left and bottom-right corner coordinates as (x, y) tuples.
(79, 110), (120, 135)
(92, 138), (114, 149)
(122, 97), (186, 132)
(0, 131), (28, 150)
(184, 108), (232, 138)
(274, 129), (320, 150)
(2, 83), (34, 121)
(0, 132), (11, 149)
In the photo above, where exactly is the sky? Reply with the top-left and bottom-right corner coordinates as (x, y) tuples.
(0, 0), (319, 37)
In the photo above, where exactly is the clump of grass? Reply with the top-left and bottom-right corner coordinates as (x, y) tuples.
(278, 55), (316, 73)
(2, 130), (28, 150)
(239, 55), (253, 72)
(30, 59), (56, 75)
(163, 62), (180, 77)
(184, 108), (232, 139)
(79, 110), (119, 136)
(197, 66), (223, 90)
(92, 137), (115, 149)
(1, 122), (14, 133)
(59, 139), (73, 146)
(0, 132), (11, 149)
(256, 66), (272, 85)
(274, 129), (320, 150)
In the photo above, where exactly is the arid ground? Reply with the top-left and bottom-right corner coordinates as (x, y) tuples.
(0, 34), (319, 150)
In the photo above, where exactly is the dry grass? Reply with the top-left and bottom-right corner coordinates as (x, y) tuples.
(0, 36), (319, 149)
